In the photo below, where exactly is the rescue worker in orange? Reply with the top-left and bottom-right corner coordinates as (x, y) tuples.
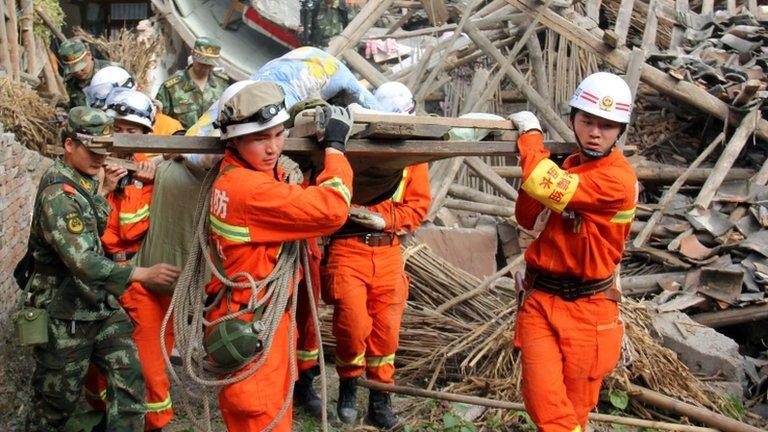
(204, 80), (355, 431)
(84, 88), (178, 431)
(510, 72), (637, 432)
(322, 82), (430, 429)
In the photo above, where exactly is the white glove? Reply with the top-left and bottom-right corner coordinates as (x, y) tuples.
(349, 207), (386, 231)
(508, 111), (542, 133)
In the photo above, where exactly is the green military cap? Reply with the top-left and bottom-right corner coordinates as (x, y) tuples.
(65, 107), (113, 154)
(58, 39), (90, 77)
(192, 37), (222, 66)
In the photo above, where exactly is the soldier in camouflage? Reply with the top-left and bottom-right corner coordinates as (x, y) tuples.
(155, 37), (231, 129)
(24, 107), (181, 432)
(58, 38), (121, 109)
(300, 0), (357, 48)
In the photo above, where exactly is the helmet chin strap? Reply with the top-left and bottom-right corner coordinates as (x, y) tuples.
(570, 118), (622, 159)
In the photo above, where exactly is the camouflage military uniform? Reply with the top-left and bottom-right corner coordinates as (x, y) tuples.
(25, 108), (145, 432)
(305, 0), (357, 48)
(58, 39), (120, 109)
(155, 37), (230, 129)
(65, 58), (119, 109)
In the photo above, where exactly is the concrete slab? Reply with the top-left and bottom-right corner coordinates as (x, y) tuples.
(651, 311), (746, 387)
(414, 224), (498, 279)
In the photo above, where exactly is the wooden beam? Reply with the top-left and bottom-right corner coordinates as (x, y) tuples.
(448, 183), (516, 207)
(621, 272), (686, 297)
(104, 134), (518, 158)
(341, 49), (388, 88)
(356, 122), (451, 139)
(617, 47), (647, 148)
(526, 35), (550, 106)
(19, 0), (36, 76)
(463, 20), (575, 141)
(669, 0), (689, 49)
(0, 0), (12, 76)
(633, 132), (725, 248)
(464, 156), (518, 201)
(505, 0), (768, 142)
(694, 110), (759, 210)
(326, 0), (395, 56)
(34, 4), (65, 43)
(692, 304), (768, 328)
(444, 198), (515, 218)
(6, 0), (20, 80)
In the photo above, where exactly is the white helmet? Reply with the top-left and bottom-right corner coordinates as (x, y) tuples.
(85, 66), (136, 109)
(569, 72), (632, 124)
(374, 81), (414, 114)
(216, 80), (289, 140)
(105, 88), (156, 132)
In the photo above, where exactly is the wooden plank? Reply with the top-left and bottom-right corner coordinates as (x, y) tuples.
(670, 0), (689, 49)
(300, 110), (516, 130)
(617, 47), (647, 149)
(613, 0), (636, 47)
(640, 0), (658, 50)
(326, 0), (395, 56)
(420, 0), (450, 25)
(463, 20), (575, 141)
(355, 122), (451, 139)
(632, 132), (725, 248)
(694, 110), (760, 209)
(586, 0), (602, 21)
(341, 49), (388, 88)
(732, 79), (763, 107)
(505, 0), (768, 142)
(692, 304), (768, 328)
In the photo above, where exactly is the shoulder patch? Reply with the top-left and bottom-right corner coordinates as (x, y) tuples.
(65, 212), (85, 234)
(213, 70), (231, 82)
(62, 184), (76, 195)
(164, 74), (182, 88)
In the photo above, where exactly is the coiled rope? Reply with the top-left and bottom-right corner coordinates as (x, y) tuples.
(160, 155), (329, 432)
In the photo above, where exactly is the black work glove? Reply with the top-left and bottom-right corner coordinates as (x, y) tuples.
(316, 105), (354, 153)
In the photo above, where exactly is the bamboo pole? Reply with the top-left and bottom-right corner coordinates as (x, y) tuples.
(6, 0), (20, 80)
(468, 0), (551, 114)
(444, 198), (515, 218)
(463, 20), (575, 141)
(633, 132), (725, 247)
(41, 47), (59, 95)
(359, 380), (721, 432)
(464, 156), (518, 201)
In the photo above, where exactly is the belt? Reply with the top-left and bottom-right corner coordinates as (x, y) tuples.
(333, 232), (396, 247)
(525, 268), (617, 301)
(107, 251), (136, 262)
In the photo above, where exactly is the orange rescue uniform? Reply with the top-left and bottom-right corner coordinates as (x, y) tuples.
(324, 163), (430, 384)
(513, 131), (637, 432)
(206, 150), (353, 432)
(296, 237), (323, 372)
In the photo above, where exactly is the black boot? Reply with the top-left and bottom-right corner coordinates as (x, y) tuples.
(336, 377), (359, 425)
(366, 389), (401, 430)
(294, 367), (323, 417)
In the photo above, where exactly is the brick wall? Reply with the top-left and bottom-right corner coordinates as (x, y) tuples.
(0, 125), (53, 322)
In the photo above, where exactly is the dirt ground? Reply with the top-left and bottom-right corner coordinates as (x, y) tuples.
(1, 321), (631, 432)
